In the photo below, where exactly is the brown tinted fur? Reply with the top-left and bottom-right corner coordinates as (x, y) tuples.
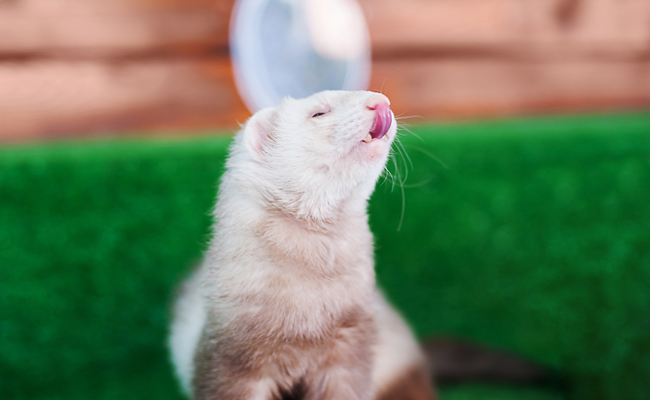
(424, 338), (557, 386)
(192, 306), (376, 400)
(376, 366), (437, 400)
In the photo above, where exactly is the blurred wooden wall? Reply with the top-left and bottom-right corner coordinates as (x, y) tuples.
(1, 0), (650, 142)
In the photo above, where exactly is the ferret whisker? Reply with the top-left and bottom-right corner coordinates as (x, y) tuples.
(386, 139), (412, 188)
(389, 137), (411, 187)
(389, 155), (399, 193)
(383, 175), (433, 189)
(343, 68), (357, 89)
(394, 136), (414, 170)
(400, 177), (434, 188)
(380, 169), (392, 187)
(342, 67), (367, 89)
(394, 121), (412, 128)
(401, 145), (450, 170)
(395, 115), (425, 123)
(384, 149), (407, 232)
(379, 162), (394, 186)
(388, 148), (402, 186)
(392, 156), (407, 232)
(397, 124), (425, 143)
(379, 172), (387, 186)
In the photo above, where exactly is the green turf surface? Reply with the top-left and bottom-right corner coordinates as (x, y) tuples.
(440, 384), (564, 400)
(1, 112), (649, 400)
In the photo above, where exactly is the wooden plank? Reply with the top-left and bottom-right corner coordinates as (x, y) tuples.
(0, 58), (250, 142)
(0, 0), (234, 57)
(2, 56), (648, 142)
(360, 0), (650, 54)
(1, 0), (649, 142)
(369, 57), (650, 119)
(2, 0), (649, 58)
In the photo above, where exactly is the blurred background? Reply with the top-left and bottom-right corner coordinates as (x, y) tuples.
(1, 0), (649, 142)
(2, 2), (650, 400)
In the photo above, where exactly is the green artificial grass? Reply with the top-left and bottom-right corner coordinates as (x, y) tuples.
(1, 112), (649, 400)
(440, 384), (564, 400)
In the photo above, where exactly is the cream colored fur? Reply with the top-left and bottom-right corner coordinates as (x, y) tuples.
(169, 91), (429, 399)
(371, 292), (427, 390)
(170, 268), (207, 395)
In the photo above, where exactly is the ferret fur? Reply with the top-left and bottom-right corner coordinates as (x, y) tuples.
(169, 91), (434, 400)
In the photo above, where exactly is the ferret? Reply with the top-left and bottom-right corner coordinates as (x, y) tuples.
(168, 90), (434, 400)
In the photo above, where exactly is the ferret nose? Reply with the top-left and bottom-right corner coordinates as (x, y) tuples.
(365, 94), (390, 110)
(366, 93), (393, 140)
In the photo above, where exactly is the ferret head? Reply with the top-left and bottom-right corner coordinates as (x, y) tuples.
(227, 90), (397, 225)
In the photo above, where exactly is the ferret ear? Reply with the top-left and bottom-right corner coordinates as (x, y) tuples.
(242, 106), (277, 162)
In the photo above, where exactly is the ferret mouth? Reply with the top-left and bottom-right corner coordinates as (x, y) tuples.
(361, 104), (393, 143)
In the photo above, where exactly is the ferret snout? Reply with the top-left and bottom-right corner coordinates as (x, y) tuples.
(365, 94), (390, 109)
(363, 94), (393, 142)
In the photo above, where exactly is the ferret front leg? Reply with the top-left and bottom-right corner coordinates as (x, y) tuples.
(193, 376), (277, 400)
(192, 334), (277, 400)
(305, 363), (374, 400)
(305, 321), (376, 400)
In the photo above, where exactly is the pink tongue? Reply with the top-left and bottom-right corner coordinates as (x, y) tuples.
(369, 103), (392, 139)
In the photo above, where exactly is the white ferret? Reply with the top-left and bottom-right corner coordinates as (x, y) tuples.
(169, 91), (435, 400)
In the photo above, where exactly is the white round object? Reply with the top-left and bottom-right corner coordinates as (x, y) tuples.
(230, 0), (371, 112)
